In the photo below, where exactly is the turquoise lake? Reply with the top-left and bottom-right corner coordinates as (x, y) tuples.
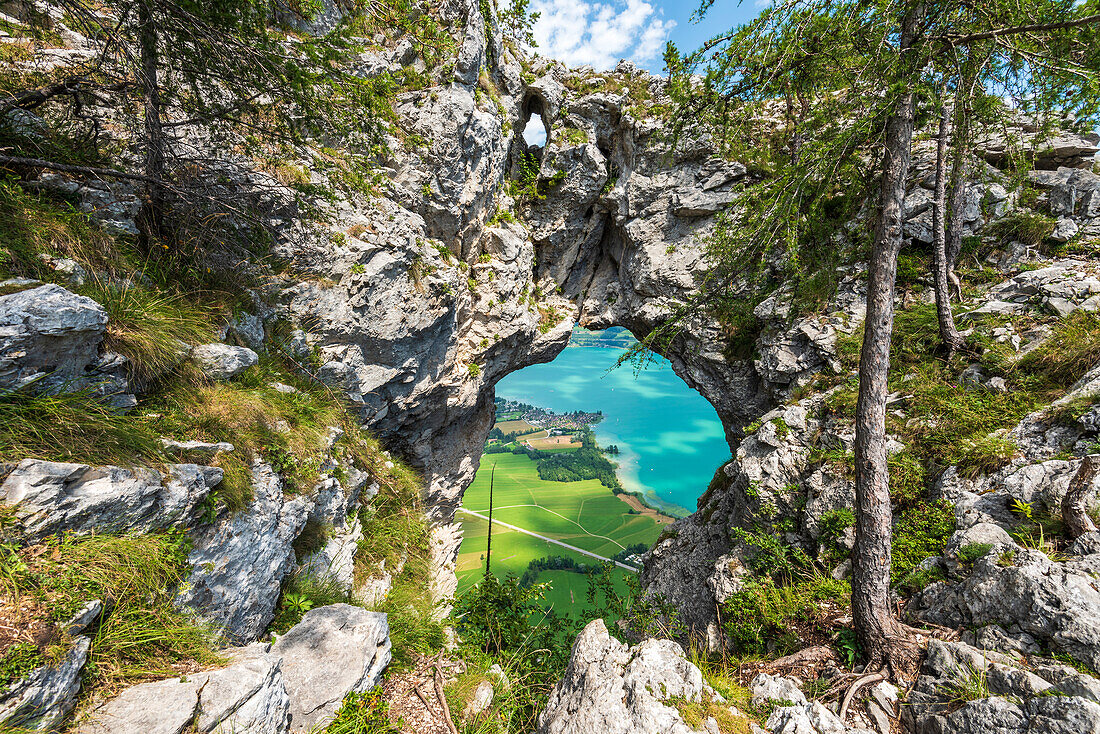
(493, 331), (731, 516)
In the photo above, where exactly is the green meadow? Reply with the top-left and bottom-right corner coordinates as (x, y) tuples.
(455, 452), (669, 617)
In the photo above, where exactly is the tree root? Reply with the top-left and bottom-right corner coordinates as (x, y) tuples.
(838, 672), (885, 722)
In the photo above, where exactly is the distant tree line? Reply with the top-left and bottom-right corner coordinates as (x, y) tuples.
(535, 430), (621, 491)
(519, 555), (590, 587)
(611, 544), (649, 565)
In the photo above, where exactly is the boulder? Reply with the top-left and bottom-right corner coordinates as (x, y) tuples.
(1, 460), (222, 541)
(536, 619), (711, 734)
(76, 656), (289, 734)
(269, 604), (391, 732)
(750, 673), (807, 708)
(191, 343), (259, 380)
(462, 680), (494, 721)
(0, 283), (107, 390)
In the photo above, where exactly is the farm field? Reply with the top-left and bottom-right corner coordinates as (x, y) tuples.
(493, 419), (542, 435)
(524, 434), (582, 450)
(455, 452), (670, 614)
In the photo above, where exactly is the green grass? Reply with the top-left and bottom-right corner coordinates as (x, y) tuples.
(455, 453), (666, 616)
(2, 532), (222, 700)
(144, 359), (357, 498)
(322, 687), (401, 733)
(0, 179), (128, 282)
(987, 211), (1057, 246)
(460, 453), (667, 559)
(0, 385), (164, 466)
(80, 278), (216, 383)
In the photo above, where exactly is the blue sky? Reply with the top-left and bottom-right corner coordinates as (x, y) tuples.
(530, 0), (762, 74)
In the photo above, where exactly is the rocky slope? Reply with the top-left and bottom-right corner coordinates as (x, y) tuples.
(3, 0), (1100, 732)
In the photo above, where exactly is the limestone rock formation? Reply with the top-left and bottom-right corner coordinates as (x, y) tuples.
(536, 619), (716, 734)
(74, 605), (388, 734)
(270, 604), (391, 731)
(0, 459), (222, 541)
(174, 461), (311, 642)
(904, 639), (1100, 734)
(0, 636), (91, 731)
(0, 283), (109, 390)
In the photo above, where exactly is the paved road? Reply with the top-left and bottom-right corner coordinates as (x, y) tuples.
(457, 508), (640, 573)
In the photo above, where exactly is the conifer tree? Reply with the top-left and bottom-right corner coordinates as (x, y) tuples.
(666, 0), (1100, 671)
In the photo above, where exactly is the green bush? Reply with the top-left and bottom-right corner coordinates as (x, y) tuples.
(721, 575), (849, 657)
(817, 508), (854, 563)
(891, 500), (955, 585)
(0, 642), (43, 695)
(731, 527), (811, 581)
(987, 211), (1057, 246)
(956, 542), (993, 564)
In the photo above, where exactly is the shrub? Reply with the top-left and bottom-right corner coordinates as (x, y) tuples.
(731, 527), (811, 581)
(0, 642), (43, 695)
(888, 451), (926, 506)
(987, 211), (1057, 246)
(817, 508), (855, 563)
(721, 575), (850, 657)
(891, 500), (955, 585)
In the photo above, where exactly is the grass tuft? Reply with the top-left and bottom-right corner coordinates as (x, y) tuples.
(81, 278), (216, 383)
(0, 385), (163, 466)
(2, 532), (221, 699)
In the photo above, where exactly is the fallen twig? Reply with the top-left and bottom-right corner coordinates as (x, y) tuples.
(413, 684), (433, 713)
(434, 663), (459, 734)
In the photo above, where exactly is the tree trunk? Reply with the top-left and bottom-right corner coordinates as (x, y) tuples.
(1063, 455), (1100, 540)
(138, 0), (167, 241)
(945, 94), (971, 299)
(931, 99), (965, 354)
(852, 3), (922, 673)
(484, 462), (496, 576)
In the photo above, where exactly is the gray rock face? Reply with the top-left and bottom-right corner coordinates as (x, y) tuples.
(905, 639), (1100, 734)
(76, 656), (289, 734)
(175, 462), (310, 643)
(910, 550), (1100, 672)
(0, 284), (107, 390)
(191, 343), (259, 380)
(536, 619), (711, 734)
(1, 459), (221, 541)
(0, 636), (91, 731)
(269, 604), (391, 732)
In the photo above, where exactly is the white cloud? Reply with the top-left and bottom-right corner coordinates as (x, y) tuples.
(531, 0), (676, 70)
